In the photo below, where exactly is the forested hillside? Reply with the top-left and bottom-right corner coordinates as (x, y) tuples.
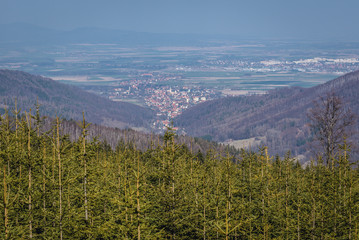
(0, 69), (155, 130)
(40, 116), (231, 156)
(1, 108), (358, 239)
(175, 70), (359, 158)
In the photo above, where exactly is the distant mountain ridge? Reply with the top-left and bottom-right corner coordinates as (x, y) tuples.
(174, 70), (359, 158)
(0, 69), (154, 130)
(0, 23), (225, 46)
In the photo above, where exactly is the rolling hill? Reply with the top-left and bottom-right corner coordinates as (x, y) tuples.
(174, 70), (359, 158)
(0, 69), (155, 130)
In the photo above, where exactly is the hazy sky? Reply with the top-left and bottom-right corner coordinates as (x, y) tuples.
(1, 0), (359, 40)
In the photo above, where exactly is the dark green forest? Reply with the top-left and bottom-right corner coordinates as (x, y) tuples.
(1, 107), (359, 239)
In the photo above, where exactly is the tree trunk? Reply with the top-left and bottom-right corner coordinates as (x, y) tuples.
(56, 117), (63, 240)
(3, 166), (9, 239)
(26, 111), (33, 239)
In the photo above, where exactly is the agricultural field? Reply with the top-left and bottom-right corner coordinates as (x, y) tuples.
(181, 71), (339, 92)
(1, 40), (358, 98)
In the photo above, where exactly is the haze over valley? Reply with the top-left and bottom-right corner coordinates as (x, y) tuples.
(2, 23), (359, 134)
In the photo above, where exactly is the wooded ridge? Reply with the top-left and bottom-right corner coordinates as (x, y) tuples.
(175, 70), (359, 159)
(0, 69), (155, 130)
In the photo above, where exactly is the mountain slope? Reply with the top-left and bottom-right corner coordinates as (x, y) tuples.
(0, 69), (154, 130)
(175, 70), (359, 157)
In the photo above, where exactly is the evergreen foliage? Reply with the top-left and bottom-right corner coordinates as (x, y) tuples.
(0, 110), (358, 239)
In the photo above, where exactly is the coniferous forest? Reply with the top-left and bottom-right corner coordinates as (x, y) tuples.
(1, 107), (359, 239)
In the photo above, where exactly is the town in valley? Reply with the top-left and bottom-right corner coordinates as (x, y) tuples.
(1, 41), (359, 131)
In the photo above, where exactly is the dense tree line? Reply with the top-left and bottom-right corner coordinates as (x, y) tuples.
(1, 108), (358, 239)
(40, 117), (233, 157)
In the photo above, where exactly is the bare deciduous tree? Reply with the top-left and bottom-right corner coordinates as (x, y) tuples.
(308, 91), (355, 166)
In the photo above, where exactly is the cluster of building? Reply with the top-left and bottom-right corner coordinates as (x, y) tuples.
(108, 73), (219, 131)
(203, 57), (359, 74)
(109, 73), (179, 100)
(144, 86), (216, 130)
